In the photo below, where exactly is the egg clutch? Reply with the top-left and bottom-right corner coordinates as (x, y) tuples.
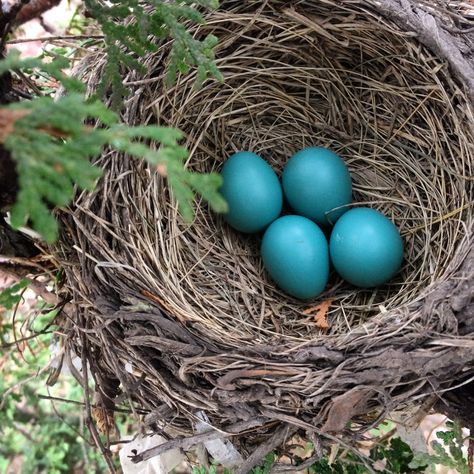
(219, 148), (404, 300)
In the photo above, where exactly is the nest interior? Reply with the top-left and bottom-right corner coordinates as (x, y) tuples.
(58, 0), (474, 467)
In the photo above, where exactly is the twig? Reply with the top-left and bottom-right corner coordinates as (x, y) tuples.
(47, 386), (95, 447)
(11, 285), (29, 364)
(0, 0), (31, 49)
(132, 430), (233, 463)
(356, 427), (397, 450)
(80, 330), (116, 474)
(14, 70), (43, 96)
(132, 417), (267, 463)
(235, 425), (299, 474)
(0, 354), (55, 410)
(1, 330), (53, 349)
(37, 394), (149, 414)
(0, 266), (59, 306)
(80, 414), (91, 474)
(13, 0), (61, 26)
(13, 422), (35, 441)
(7, 34), (105, 44)
(270, 453), (322, 473)
(38, 394), (89, 406)
(10, 88), (33, 100)
(426, 416), (448, 447)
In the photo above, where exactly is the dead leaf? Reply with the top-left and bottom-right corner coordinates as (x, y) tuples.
(328, 443), (339, 464)
(92, 405), (116, 436)
(287, 434), (313, 460)
(372, 459), (387, 471)
(0, 107), (71, 144)
(303, 299), (333, 329)
(0, 109), (29, 143)
(321, 388), (372, 433)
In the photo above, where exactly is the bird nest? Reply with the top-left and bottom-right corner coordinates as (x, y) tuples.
(56, 0), (474, 470)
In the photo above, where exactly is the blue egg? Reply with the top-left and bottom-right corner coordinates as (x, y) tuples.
(261, 215), (329, 300)
(282, 147), (352, 226)
(220, 152), (283, 233)
(329, 208), (403, 288)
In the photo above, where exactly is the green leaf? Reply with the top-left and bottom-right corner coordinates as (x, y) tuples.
(408, 453), (431, 470)
(252, 452), (276, 474)
(0, 50), (84, 93)
(0, 280), (29, 310)
(187, 172), (228, 213)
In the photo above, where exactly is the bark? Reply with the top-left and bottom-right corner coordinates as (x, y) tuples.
(0, 215), (37, 257)
(13, 0), (61, 26)
(0, 11), (37, 257)
(1, 0), (61, 32)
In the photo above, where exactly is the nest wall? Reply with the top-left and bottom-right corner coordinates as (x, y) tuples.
(57, 0), (474, 467)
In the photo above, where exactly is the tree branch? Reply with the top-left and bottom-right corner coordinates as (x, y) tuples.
(0, 265), (58, 305)
(370, 0), (474, 102)
(14, 0), (61, 26)
(235, 425), (299, 474)
(132, 418), (267, 464)
(0, 0), (31, 48)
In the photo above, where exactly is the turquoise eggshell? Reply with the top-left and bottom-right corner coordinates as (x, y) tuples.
(220, 152), (283, 233)
(261, 215), (329, 300)
(329, 208), (403, 288)
(282, 147), (352, 226)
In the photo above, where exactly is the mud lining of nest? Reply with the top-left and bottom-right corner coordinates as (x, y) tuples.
(56, 0), (474, 470)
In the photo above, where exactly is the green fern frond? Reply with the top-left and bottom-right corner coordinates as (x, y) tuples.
(0, 50), (84, 93)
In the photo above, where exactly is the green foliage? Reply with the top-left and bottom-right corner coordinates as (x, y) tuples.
(111, 125), (228, 222)
(7, 422), (97, 474)
(6, 93), (115, 243)
(84, 0), (223, 108)
(307, 433), (464, 474)
(67, 6), (96, 36)
(246, 429), (468, 474)
(409, 421), (469, 474)
(369, 419), (394, 437)
(309, 458), (362, 474)
(191, 452), (275, 474)
(1, 0), (227, 243)
(192, 467), (209, 474)
(0, 298), (109, 473)
(309, 449), (374, 473)
(0, 279), (29, 310)
(370, 437), (421, 473)
(1, 51), (227, 243)
(252, 453), (276, 474)
(0, 49), (85, 93)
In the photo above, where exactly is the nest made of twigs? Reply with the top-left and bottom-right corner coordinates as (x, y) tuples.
(56, 0), (474, 470)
